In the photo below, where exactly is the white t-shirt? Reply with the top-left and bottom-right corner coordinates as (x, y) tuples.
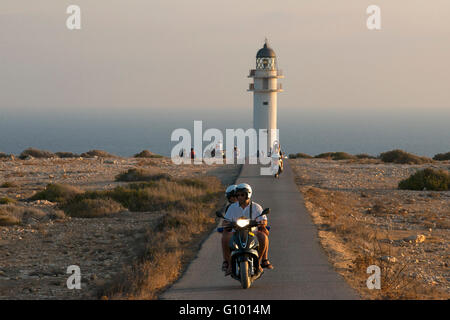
(224, 201), (267, 223)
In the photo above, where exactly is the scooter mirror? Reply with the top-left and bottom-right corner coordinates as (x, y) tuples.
(262, 208), (270, 215)
(215, 211), (224, 218)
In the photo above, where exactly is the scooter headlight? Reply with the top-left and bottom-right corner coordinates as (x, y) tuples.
(236, 218), (250, 228)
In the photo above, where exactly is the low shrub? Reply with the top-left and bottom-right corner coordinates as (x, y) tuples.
(289, 153), (313, 159)
(0, 152), (13, 159)
(115, 168), (171, 182)
(80, 150), (117, 158)
(106, 187), (171, 212)
(433, 152), (450, 161)
(63, 175), (222, 214)
(0, 214), (20, 226)
(315, 152), (356, 160)
(398, 168), (450, 191)
(134, 150), (163, 158)
(380, 149), (432, 164)
(47, 209), (66, 220)
(0, 181), (18, 188)
(178, 178), (208, 189)
(19, 148), (55, 159)
(0, 205), (65, 225)
(20, 207), (48, 221)
(30, 183), (83, 203)
(355, 154), (377, 159)
(0, 197), (16, 204)
(56, 152), (80, 158)
(63, 198), (125, 218)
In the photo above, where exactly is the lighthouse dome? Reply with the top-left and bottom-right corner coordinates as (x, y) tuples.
(256, 42), (276, 58)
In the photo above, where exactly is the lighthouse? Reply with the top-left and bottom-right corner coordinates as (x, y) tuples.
(248, 39), (283, 156)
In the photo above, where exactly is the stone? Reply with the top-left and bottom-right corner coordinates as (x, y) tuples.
(404, 234), (426, 243)
(380, 255), (397, 263)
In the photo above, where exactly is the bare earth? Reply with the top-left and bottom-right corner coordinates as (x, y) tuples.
(0, 157), (239, 299)
(290, 158), (449, 299)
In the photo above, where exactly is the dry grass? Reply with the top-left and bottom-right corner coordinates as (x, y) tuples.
(0, 181), (18, 188)
(30, 183), (83, 203)
(0, 205), (65, 226)
(28, 170), (225, 299)
(301, 186), (448, 299)
(351, 231), (446, 299)
(115, 168), (171, 182)
(63, 198), (125, 218)
(97, 176), (223, 299)
(0, 197), (16, 204)
(0, 213), (20, 226)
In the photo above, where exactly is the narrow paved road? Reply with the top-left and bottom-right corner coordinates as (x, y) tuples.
(161, 161), (359, 299)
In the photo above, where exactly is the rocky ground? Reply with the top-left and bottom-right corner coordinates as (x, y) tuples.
(290, 158), (449, 299)
(0, 156), (240, 299)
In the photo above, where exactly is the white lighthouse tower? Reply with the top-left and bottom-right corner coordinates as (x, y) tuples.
(248, 39), (283, 156)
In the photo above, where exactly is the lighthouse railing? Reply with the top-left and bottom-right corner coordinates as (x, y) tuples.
(248, 69), (283, 78)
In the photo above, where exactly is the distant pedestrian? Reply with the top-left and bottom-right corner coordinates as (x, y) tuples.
(233, 146), (239, 163)
(190, 148), (195, 160)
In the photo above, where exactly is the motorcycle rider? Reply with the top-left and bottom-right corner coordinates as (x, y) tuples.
(271, 151), (282, 177)
(221, 183), (274, 276)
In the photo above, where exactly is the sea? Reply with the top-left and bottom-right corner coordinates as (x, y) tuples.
(0, 107), (449, 158)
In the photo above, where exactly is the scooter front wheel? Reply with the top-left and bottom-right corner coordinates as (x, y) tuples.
(239, 261), (251, 289)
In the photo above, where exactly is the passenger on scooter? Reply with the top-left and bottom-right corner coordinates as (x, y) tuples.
(221, 183), (274, 276)
(221, 185), (237, 272)
(224, 185), (237, 213)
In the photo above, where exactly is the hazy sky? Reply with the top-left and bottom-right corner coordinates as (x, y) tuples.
(1, 0), (449, 113)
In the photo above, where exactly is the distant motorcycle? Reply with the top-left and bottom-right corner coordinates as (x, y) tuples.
(271, 157), (282, 178)
(216, 208), (271, 289)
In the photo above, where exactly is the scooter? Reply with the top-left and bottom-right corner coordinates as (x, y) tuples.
(271, 158), (282, 178)
(216, 208), (270, 289)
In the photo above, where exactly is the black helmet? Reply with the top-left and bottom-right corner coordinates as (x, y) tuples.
(225, 185), (237, 199)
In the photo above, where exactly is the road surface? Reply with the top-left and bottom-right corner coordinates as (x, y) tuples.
(161, 161), (359, 299)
